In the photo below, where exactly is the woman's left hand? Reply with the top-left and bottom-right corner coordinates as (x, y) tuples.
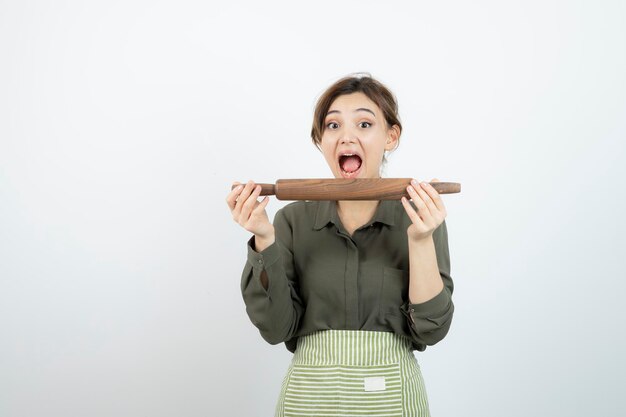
(401, 178), (448, 243)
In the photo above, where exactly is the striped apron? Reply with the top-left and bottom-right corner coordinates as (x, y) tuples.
(275, 330), (430, 417)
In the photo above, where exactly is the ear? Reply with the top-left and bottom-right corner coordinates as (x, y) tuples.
(385, 124), (401, 151)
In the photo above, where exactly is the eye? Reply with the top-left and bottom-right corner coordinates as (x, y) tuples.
(359, 121), (372, 128)
(326, 122), (339, 130)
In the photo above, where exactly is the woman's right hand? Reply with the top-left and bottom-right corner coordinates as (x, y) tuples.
(226, 180), (275, 251)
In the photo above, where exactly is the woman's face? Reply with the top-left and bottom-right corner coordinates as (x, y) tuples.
(320, 92), (399, 179)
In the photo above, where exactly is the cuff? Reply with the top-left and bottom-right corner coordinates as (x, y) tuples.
(246, 236), (281, 271)
(402, 286), (451, 318)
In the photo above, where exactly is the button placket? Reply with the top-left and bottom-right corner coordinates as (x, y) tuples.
(344, 239), (359, 328)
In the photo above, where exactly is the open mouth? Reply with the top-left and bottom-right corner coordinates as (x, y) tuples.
(338, 154), (362, 177)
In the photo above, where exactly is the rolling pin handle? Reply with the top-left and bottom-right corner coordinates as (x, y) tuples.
(230, 183), (276, 196)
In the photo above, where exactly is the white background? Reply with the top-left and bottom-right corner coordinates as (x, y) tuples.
(1, 1), (625, 416)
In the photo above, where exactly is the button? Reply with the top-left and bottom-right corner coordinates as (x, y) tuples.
(409, 308), (415, 313)
(257, 259), (263, 264)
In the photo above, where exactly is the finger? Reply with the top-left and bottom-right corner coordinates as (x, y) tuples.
(430, 178), (440, 183)
(414, 180), (439, 215)
(229, 181), (242, 197)
(229, 182), (242, 192)
(233, 181), (256, 218)
(421, 181), (447, 214)
(235, 181), (255, 206)
(239, 185), (262, 223)
(401, 196), (423, 226)
(226, 184), (243, 210)
(252, 196), (270, 213)
(407, 183), (431, 218)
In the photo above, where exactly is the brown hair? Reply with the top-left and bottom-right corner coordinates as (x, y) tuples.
(311, 74), (402, 149)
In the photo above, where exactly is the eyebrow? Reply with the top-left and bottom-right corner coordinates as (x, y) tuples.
(326, 108), (376, 117)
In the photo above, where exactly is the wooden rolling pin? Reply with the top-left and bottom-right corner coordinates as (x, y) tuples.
(231, 178), (461, 200)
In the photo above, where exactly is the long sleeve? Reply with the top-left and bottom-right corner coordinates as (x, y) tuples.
(401, 220), (455, 351)
(240, 208), (304, 346)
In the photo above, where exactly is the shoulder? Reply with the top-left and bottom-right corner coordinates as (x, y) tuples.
(279, 200), (310, 214)
(275, 200), (319, 225)
(278, 200), (314, 216)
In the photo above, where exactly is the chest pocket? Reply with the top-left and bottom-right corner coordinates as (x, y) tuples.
(380, 267), (409, 317)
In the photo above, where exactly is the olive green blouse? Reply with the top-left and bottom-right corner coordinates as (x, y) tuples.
(240, 199), (454, 353)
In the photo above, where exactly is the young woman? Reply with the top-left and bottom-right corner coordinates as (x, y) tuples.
(226, 75), (454, 417)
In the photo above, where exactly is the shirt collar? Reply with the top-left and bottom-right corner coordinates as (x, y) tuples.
(313, 200), (396, 230)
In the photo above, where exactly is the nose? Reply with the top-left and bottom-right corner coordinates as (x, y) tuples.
(340, 129), (357, 144)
